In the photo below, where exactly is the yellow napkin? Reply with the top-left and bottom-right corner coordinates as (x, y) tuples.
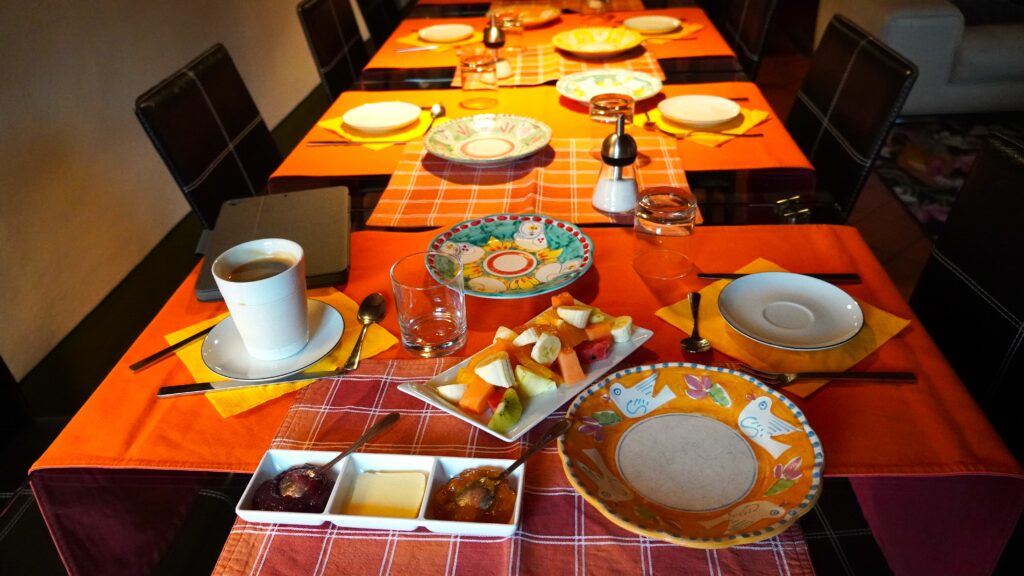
(317, 111), (439, 151)
(166, 288), (399, 417)
(618, 22), (703, 44)
(655, 258), (911, 397)
(642, 108), (769, 147)
(397, 31), (484, 52)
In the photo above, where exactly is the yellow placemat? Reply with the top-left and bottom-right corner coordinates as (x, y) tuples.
(396, 30), (484, 52)
(166, 288), (398, 417)
(655, 258), (911, 397)
(618, 22), (704, 44)
(317, 111), (438, 151)
(642, 108), (769, 147)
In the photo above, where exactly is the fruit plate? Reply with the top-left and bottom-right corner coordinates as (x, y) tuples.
(397, 313), (653, 443)
(428, 214), (594, 299)
(558, 362), (824, 548)
(551, 27), (645, 59)
(555, 69), (663, 104)
(424, 114), (552, 166)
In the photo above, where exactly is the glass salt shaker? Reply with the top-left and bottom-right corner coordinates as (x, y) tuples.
(593, 114), (639, 215)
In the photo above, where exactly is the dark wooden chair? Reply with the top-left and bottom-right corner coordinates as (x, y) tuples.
(354, 0), (403, 51)
(720, 0), (779, 79)
(909, 132), (1024, 462)
(135, 44), (281, 237)
(297, 0), (371, 101)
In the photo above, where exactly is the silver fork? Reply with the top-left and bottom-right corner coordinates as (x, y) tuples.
(735, 363), (917, 386)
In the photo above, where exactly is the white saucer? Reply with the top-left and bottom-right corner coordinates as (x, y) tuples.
(657, 95), (741, 127)
(342, 101), (422, 134)
(623, 15), (682, 35)
(202, 299), (345, 381)
(418, 23), (474, 43)
(718, 272), (864, 350)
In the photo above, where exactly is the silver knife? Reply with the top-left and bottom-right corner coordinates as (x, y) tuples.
(394, 45), (439, 53)
(698, 272), (862, 284)
(156, 368), (351, 398)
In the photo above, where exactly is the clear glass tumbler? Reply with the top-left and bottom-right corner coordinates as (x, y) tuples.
(632, 187), (698, 301)
(589, 93), (634, 157)
(390, 251), (467, 357)
(494, 10), (524, 53)
(457, 44), (499, 110)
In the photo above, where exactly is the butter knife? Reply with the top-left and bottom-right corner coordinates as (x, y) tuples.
(156, 368), (350, 398)
(698, 272), (862, 284)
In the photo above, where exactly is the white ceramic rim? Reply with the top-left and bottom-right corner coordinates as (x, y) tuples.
(342, 101), (422, 134)
(657, 95), (741, 127)
(418, 23), (475, 43)
(622, 15), (682, 34)
(555, 69), (663, 103)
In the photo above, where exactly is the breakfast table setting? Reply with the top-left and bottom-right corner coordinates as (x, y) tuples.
(27, 2), (1022, 575)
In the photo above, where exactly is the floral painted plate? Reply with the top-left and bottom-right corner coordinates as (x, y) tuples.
(558, 363), (824, 548)
(551, 27), (645, 59)
(555, 69), (663, 104)
(428, 214), (594, 299)
(424, 114), (552, 166)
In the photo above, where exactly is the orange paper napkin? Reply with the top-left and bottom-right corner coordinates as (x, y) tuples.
(655, 258), (911, 397)
(641, 108), (769, 147)
(165, 288), (398, 417)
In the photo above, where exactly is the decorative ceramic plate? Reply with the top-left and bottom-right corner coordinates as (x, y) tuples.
(718, 272), (864, 350)
(559, 363), (824, 548)
(498, 5), (561, 28)
(428, 214), (594, 299)
(657, 95), (741, 127)
(424, 114), (552, 166)
(418, 24), (475, 43)
(202, 300), (344, 381)
(551, 27), (645, 59)
(623, 15), (682, 35)
(397, 308), (653, 442)
(555, 69), (663, 104)
(342, 101), (422, 134)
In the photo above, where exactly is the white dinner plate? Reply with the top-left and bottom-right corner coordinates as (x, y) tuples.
(657, 95), (741, 127)
(202, 299), (344, 381)
(622, 15), (682, 35)
(717, 272), (864, 350)
(418, 23), (474, 43)
(342, 101), (422, 134)
(398, 312), (653, 442)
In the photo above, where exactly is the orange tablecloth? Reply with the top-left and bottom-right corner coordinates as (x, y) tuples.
(367, 9), (734, 70)
(31, 226), (1019, 477)
(269, 83), (811, 191)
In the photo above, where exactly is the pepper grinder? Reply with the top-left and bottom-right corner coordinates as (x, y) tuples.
(484, 13), (512, 80)
(593, 115), (639, 214)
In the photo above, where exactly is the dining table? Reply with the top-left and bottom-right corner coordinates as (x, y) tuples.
(27, 2), (1023, 575)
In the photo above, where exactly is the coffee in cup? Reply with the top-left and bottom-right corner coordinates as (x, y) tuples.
(212, 239), (309, 360)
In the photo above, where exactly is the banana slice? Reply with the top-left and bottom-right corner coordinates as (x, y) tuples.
(557, 305), (592, 329)
(530, 332), (562, 366)
(494, 326), (519, 343)
(611, 316), (634, 342)
(512, 326), (541, 347)
(474, 352), (516, 388)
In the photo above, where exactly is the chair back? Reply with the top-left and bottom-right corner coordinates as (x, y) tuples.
(909, 132), (1024, 462)
(786, 15), (916, 222)
(354, 0), (402, 50)
(135, 44), (281, 230)
(721, 0), (779, 79)
(298, 0), (370, 100)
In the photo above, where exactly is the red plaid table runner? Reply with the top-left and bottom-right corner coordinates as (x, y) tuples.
(213, 359), (815, 575)
(367, 137), (689, 227)
(452, 44), (664, 87)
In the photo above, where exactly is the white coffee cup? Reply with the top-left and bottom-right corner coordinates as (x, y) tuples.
(212, 238), (309, 360)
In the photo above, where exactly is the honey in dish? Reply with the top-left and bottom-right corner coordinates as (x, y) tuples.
(343, 471), (427, 518)
(227, 257), (295, 282)
(428, 465), (517, 524)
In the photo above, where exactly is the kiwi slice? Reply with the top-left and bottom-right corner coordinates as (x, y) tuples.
(487, 388), (523, 434)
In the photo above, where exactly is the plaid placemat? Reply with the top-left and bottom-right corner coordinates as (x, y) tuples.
(452, 44), (664, 87)
(367, 136), (689, 227)
(212, 359), (816, 576)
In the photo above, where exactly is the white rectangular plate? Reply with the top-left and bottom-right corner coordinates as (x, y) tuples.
(398, 324), (653, 442)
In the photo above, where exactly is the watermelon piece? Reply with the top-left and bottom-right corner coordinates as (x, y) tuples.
(577, 337), (613, 365)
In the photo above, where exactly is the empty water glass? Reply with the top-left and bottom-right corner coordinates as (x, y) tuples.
(390, 252), (467, 357)
(590, 93), (634, 156)
(633, 187), (698, 302)
(458, 44), (499, 109)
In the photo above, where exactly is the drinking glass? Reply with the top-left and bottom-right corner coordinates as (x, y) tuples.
(457, 44), (499, 110)
(579, 0), (609, 19)
(390, 252), (467, 357)
(589, 93), (634, 157)
(494, 10), (524, 53)
(632, 188), (698, 302)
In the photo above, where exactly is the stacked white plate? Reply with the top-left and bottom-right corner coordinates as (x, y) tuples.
(342, 101), (422, 134)
(657, 95), (741, 127)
